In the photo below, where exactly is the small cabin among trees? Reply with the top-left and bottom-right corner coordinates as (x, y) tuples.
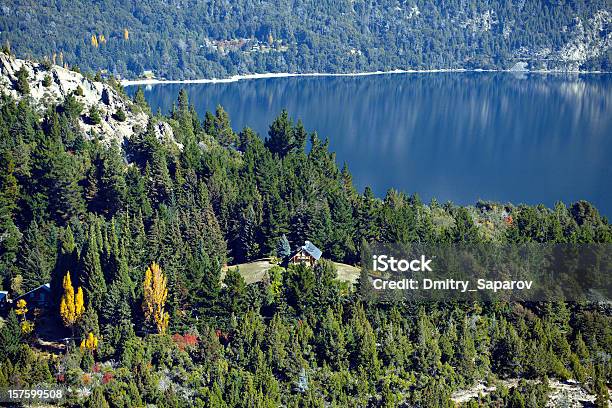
(0, 291), (8, 312)
(288, 241), (322, 267)
(14, 283), (51, 310)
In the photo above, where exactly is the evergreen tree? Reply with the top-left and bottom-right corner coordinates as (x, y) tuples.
(80, 222), (107, 311)
(0, 311), (21, 359)
(88, 106), (102, 125)
(50, 226), (78, 307)
(17, 220), (54, 292)
(15, 66), (30, 94)
(222, 268), (247, 316)
(265, 110), (295, 157)
(276, 234), (291, 259)
(0, 150), (21, 280)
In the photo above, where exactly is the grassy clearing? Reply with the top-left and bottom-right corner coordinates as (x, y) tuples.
(223, 259), (361, 285)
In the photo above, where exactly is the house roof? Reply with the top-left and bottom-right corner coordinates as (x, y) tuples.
(15, 283), (51, 301)
(0, 291), (7, 302)
(299, 241), (322, 261)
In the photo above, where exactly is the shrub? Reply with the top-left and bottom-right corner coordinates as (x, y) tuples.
(113, 107), (126, 122)
(88, 106), (102, 125)
(15, 66), (29, 94)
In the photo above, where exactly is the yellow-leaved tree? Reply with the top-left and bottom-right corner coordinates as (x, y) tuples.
(15, 299), (34, 334)
(60, 272), (85, 333)
(142, 262), (169, 334)
(123, 28), (129, 41)
(80, 332), (98, 352)
(91, 34), (98, 47)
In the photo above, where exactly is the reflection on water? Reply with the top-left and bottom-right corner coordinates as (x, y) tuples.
(129, 73), (612, 215)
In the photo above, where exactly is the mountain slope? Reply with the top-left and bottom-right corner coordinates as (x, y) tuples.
(0, 0), (610, 80)
(0, 52), (172, 144)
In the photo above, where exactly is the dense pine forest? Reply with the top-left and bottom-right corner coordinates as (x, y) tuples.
(1, 0), (611, 80)
(0, 54), (611, 407)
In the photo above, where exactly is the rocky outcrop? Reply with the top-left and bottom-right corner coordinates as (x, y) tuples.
(558, 10), (612, 70)
(510, 9), (611, 71)
(0, 52), (173, 145)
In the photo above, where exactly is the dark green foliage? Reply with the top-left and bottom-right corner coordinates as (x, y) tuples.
(276, 234), (291, 258)
(80, 221), (107, 311)
(222, 267), (247, 316)
(0, 87), (610, 407)
(42, 74), (52, 87)
(113, 107), (126, 122)
(88, 106), (102, 125)
(0, 311), (21, 359)
(265, 110), (297, 157)
(15, 66), (29, 94)
(2, 1), (609, 80)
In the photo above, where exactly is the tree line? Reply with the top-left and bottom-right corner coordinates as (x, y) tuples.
(0, 83), (610, 406)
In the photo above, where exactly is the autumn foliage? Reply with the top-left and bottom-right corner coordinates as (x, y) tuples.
(142, 262), (169, 334)
(80, 332), (99, 352)
(172, 333), (198, 351)
(59, 272), (85, 328)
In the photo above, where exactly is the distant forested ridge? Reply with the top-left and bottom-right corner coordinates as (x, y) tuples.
(0, 54), (611, 406)
(1, 0), (611, 80)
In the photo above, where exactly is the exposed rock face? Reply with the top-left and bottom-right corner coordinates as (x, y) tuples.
(510, 9), (611, 71)
(558, 10), (612, 70)
(0, 52), (173, 145)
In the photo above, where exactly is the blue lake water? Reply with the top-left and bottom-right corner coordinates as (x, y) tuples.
(128, 73), (612, 216)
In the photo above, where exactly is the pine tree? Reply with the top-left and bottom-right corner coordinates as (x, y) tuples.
(0, 311), (21, 359)
(316, 308), (346, 370)
(98, 145), (127, 216)
(213, 105), (237, 147)
(452, 208), (480, 243)
(80, 222), (107, 311)
(415, 308), (442, 375)
(15, 66), (30, 94)
(456, 317), (477, 382)
(222, 267), (247, 316)
(88, 106), (102, 125)
(238, 205), (259, 262)
(185, 242), (220, 318)
(0, 150), (21, 278)
(294, 119), (307, 152)
(349, 304), (380, 377)
(146, 149), (173, 207)
(284, 264), (315, 316)
(265, 110), (295, 157)
(51, 226), (78, 306)
(87, 387), (109, 408)
(132, 86), (150, 113)
(17, 220), (54, 292)
(276, 234), (291, 259)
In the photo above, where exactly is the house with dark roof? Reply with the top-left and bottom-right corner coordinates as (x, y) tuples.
(288, 241), (322, 267)
(14, 283), (51, 310)
(0, 290), (8, 312)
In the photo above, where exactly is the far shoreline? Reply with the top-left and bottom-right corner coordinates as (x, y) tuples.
(120, 67), (612, 87)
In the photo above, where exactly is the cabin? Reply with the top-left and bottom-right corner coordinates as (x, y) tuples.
(0, 291), (8, 312)
(288, 241), (322, 267)
(14, 283), (51, 310)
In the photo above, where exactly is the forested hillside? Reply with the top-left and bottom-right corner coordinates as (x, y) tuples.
(0, 0), (610, 80)
(0, 54), (611, 406)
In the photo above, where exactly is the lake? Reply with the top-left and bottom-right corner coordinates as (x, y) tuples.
(128, 72), (612, 216)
